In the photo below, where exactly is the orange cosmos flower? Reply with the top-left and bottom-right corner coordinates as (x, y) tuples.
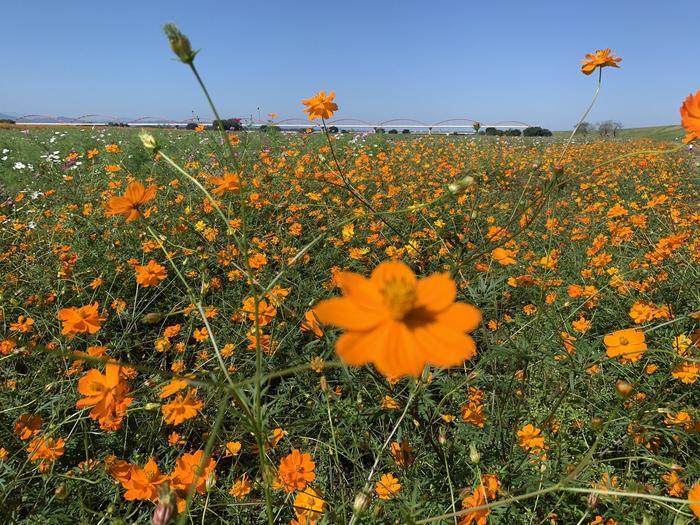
(224, 441), (242, 457)
(278, 449), (316, 492)
(672, 361), (700, 384)
(517, 423), (546, 451)
(689, 482), (700, 518)
(10, 315), (34, 333)
(300, 310), (324, 337)
(123, 458), (167, 501)
(390, 439), (414, 467)
(459, 487), (489, 525)
(461, 401), (486, 428)
(162, 388), (204, 425)
(105, 455), (133, 484)
(159, 378), (189, 399)
(302, 91), (338, 120)
(210, 172), (241, 195)
(14, 414), (42, 440)
(375, 473), (401, 500)
(169, 450), (216, 494)
(57, 302), (105, 337)
(229, 473), (252, 499)
(293, 487), (326, 524)
(604, 328), (647, 363)
(134, 259), (167, 287)
(580, 48), (622, 75)
(680, 90), (700, 143)
(313, 260), (481, 377)
(480, 474), (500, 501)
(662, 470), (685, 497)
(105, 181), (157, 222)
(27, 435), (65, 463)
(76, 364), (133, 431)
(0, 338), (17, 355)
(491, 247), (517, 265)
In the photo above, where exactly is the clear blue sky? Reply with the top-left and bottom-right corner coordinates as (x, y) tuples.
(3, 0), (698, 129)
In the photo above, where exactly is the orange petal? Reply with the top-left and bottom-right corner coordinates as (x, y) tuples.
(338, 272), (385, 311)
(313, 297), (382, 331)
(415, 273), (456, 313)
(373, 322), (425, 377)
(370, 260), (416, 288)
(434, 303), (481, 333)
(413, 323), (477, 368)
(125, 182), (145, 203)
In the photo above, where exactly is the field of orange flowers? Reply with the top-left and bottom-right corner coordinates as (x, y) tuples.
(1, 29), (699, 525)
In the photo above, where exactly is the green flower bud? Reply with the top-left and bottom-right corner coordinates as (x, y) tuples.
(448, 175), (474, 195)
(139, 132), (159, 153)
(163, 23), (198, 65)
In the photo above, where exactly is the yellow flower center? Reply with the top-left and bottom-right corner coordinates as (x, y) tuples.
(619, 337), (629, 345)
(381, 279), (417, 320)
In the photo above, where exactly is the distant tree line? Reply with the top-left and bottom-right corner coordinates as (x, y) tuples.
(480, 126), (552, 137)
(574, 120), (624, 137)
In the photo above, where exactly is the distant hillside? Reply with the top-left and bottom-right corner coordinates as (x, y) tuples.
(554, 125), (685, 141)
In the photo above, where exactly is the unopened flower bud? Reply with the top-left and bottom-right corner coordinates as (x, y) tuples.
(55, 483), (67, 499)
(141, 312), (163, 324)
(205, 471), (216, 491)
(448, 175), (475, 195)
(152, 502), (174, 525)
(153, 484), (176, 525)
(615, 379), (634, 398)
(590, 416), (603, 430)
(163, 23), (198, 64)
(469, 443), (480, 463)
(140, 132), (159, 152)
(319, 376), (329, 393)
(552, 164), (564, 177)
(353, 490), (370, 514)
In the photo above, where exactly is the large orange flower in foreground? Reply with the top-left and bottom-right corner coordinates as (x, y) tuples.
(57, 302), (105, 337)
(106, 181), (157, 222)
(580, 48), (621, 75)
(313, 260), (481, 377)
(302, 91), (338, 120)
(680, 90), (700, 143)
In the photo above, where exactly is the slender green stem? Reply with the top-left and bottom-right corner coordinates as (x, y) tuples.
(348, 382), (419, 525)
(187, 60), (273, 525)
(557, 68), (602, 166)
